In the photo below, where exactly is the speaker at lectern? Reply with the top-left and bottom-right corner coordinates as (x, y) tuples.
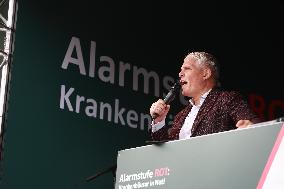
(115, 120), (284, 189)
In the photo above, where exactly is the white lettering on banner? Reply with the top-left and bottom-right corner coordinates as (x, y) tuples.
(114, 99), (126, 125)
(60, 36), (183, 130)
(59, 85), (152, 130)
(60, 85), (74, 111)
(98, 56), (115, 84)
(119, 61), (131, 87)
(61, 37), (86, 75)
(119, 170), (153, 182)
(85, 99), (97, 117)
(118, 168), (170, 188)
(89, 40), (96, 77)
(61, 36), (188, 104)
(132, 66), (160, 97)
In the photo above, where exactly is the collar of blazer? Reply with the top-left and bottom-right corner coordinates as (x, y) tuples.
(190, 88), (221, 135)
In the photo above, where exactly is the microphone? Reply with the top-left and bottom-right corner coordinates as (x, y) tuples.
(163, 80), (181, 104)
(152, 80), (181, 119)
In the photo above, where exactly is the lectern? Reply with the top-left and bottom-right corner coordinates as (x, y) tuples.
(115, 121), (284, 189)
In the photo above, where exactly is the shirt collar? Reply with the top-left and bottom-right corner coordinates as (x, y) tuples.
(189, 88), (212, 107)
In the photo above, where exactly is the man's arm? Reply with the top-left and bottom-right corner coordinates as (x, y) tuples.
(228, 91), (261, 128)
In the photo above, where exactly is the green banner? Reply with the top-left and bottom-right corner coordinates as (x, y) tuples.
(1, 1), (182, 189)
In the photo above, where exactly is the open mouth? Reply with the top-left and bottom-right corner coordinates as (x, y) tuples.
(180, 80), (188, 86)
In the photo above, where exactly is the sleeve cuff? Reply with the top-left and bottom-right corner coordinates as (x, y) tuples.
(151, 119), (166, 133)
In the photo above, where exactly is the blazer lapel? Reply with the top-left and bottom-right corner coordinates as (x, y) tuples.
(170, 104), (192, 139)
(190, 89), (220, 135)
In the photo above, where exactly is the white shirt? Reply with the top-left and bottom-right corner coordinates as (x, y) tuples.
(152, 89), (211, 139)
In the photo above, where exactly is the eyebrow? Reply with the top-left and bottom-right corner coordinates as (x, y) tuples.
(181, 64), (191, 69)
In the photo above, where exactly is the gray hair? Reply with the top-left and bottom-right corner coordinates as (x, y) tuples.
(186, 52), (220, 85)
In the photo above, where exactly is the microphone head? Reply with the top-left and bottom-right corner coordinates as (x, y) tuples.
(163, 80), (181, 104)
(171, 80), (181, 91)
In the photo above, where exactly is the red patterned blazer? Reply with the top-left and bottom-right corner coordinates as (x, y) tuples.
(151, 88), (260, 141)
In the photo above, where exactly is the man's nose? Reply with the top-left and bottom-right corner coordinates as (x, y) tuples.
(179, 71), (184, 78)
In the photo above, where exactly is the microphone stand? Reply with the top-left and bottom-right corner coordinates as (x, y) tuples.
(86, 163), (117, 186)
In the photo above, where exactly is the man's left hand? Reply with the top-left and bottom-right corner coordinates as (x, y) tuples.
(236, 120), (253, 128)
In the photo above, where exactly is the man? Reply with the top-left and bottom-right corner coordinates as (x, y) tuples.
(149, 52), (260, 141)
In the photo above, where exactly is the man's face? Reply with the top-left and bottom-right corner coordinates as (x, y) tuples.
(179, 56), (206, 98)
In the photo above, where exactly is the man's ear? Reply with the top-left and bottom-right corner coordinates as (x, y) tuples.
(203, 68), (212, 80)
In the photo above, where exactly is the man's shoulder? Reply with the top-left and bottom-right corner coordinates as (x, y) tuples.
(210, 88), (244, 103)
(212, 88), (242, 97)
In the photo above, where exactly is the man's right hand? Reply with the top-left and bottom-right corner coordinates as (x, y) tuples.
(150, 99), (170, 124)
